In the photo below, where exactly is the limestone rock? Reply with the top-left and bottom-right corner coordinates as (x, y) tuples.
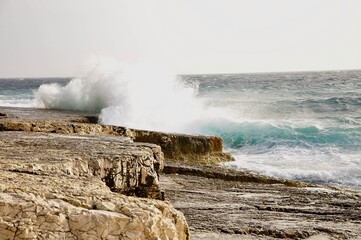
(130, 129), (234, 164)
(0, 131), (189, 239)
(0, 170), (189, 240)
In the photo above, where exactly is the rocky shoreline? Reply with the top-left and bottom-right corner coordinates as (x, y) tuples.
(1, 106), (361, 239)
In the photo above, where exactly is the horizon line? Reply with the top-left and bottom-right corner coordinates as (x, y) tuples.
(1, 68), (360, 79)
(180, 68), (361, 76)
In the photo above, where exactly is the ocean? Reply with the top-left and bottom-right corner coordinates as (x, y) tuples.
(1, 69), (361, 190)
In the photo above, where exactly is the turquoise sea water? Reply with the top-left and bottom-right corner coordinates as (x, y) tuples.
(1, 70), (361, 189)
(183, 71), (361, 189)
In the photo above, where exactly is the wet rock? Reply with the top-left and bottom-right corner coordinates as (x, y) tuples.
(163, 160), (311, 187)
(161, 161), (361, 239)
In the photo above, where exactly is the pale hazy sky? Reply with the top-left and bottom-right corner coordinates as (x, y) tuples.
(0, 0), (360, 77)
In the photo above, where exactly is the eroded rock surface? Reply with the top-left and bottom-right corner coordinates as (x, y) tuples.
(0, 171), (189, 240)
(0, 131), (189, 239)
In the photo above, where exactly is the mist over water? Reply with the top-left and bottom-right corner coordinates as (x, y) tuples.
(2, 63), (361, 190)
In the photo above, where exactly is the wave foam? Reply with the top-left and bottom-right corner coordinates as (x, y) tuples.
(226, 148), (361, 189)
(0, 98), (36, 108)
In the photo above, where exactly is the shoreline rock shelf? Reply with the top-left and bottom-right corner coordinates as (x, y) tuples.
(1, 106), (361, 239)
(0, 107), (233, 165)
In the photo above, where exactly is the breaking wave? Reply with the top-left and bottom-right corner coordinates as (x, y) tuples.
(200, 119), (361, 189)
(35, 59), (206, 133)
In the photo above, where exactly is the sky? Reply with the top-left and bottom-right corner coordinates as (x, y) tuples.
(0, 0), (361, 77)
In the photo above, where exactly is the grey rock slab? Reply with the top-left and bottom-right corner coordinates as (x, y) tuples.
(161, 164), (361, 239)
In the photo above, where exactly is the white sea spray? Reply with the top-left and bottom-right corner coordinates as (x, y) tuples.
(35, 58), (208, 133)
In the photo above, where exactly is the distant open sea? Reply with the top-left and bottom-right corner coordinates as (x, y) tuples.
(1, 70), (361, 190)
